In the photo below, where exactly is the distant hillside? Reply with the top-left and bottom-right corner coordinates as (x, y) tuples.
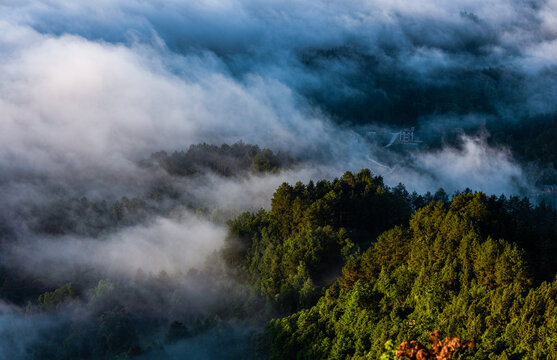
(140, 142), (295, 177)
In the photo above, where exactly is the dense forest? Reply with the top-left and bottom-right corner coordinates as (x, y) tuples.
(140, 142), (294, 177)
(3, 159), (557, 359)
(1, 142), (297, 359)
(3, 1), (557, 359)
(263, 192), (557, 359)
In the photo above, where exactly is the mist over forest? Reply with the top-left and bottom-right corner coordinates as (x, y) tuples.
(1, 1), (557, 359)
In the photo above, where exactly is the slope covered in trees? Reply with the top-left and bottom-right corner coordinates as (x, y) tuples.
(3, 167), (557, 359)
(263, 192), (557, 359)
(223, 170), (413, 313)
(140, 142), (294, 177)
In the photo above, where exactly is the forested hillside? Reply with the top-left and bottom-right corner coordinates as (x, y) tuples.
(3, 1), (557, 358)
(223, 170), (412, 313)
(2, 164), (557, 359)
(262, 192), (557, 359)
(140, 142), (294, 177)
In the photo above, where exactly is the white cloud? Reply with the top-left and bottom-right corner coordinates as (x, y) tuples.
(383, 135), (528, 195)
(7, 212), (227, 279)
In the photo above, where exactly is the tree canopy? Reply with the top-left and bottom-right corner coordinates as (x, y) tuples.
(263, 192), (557, 359)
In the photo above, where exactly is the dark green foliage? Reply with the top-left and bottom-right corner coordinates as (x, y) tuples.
(24, 259), (265, 360)
(38, 283), (78, 311)
(4, 166), (557, 359)
(141, 142), (293, 177)
(224, 169), (412, 313)
(29, 197), (114, 236)
(111, 196), (152, 225)
(252, 149), (282, 174)
(10, 142), (295, 239)
(14, 142), (294, 239)
(263, 193), (557, 359)
(24, 194), (155, 237)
